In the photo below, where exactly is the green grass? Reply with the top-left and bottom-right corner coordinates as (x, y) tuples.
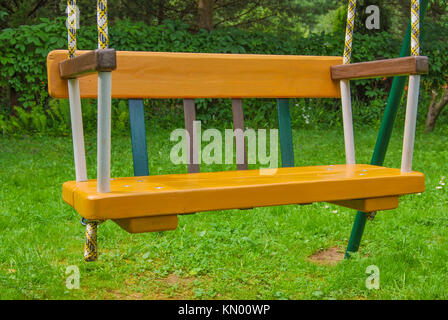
(0, 124), (447, 300)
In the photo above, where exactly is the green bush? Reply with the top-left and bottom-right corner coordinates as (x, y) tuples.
(0, 18), (445, 135)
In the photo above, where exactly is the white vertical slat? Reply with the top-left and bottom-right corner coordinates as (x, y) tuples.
(68, 78), (87, 182)
(97, 71), (112, 193)
(340, 79), (356, 165)
(401, 0), (421, 173)
(340, 0), (357, 165)
(401, 75), (421, 172)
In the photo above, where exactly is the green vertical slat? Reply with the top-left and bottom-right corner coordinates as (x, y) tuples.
(345, 0), (428, 258)
(277, 98), (295, 167)
(129, 99), (149, 177)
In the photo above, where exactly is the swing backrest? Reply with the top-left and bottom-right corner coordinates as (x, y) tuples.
(46, 49), (429, 177)
(47, 50), (343, 99)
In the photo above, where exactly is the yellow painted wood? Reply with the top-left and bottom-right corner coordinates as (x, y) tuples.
(113, 216), (178, 233)
(330, 196), (399, 212)
(47, 50), (342, 99)
(62, 164), (425, 221)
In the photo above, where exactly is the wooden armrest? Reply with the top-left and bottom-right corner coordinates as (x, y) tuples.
(59, 49), (117, 79)
(331, 56), (429, 81)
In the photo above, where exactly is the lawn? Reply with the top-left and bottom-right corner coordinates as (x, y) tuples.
(0, 124), (447, 300)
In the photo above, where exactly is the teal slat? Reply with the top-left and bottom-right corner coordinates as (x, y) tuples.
(277, 98), (294, 168)
(129, 99), (149, 176)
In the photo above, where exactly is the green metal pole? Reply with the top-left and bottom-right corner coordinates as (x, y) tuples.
(345, 0), (428, 258)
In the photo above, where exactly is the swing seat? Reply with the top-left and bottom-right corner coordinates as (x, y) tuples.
(62, 164), (424, 232)
(48, 50), (428, 234)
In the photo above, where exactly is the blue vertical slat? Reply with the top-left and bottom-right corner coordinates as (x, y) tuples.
(277, 98), (295, 168)
(129, 99), (149, 176)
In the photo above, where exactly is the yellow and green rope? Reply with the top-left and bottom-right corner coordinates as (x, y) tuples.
(97, 0), (108, 49)
(84, 221), (99, 262)
(81, 0), (110, 262)
(343, 0), (357, 65)
(411, 0), (420, 57)
(67, 0), (77, 59)
(66, 0), (99, 262)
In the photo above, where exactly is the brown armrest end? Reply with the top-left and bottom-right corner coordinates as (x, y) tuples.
(59, 48), (117, 79)
(331, 56), (429, 81)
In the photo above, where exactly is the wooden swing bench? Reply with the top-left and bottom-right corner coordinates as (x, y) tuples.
(47, 50), (427, 234)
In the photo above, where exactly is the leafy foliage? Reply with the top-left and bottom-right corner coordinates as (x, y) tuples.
(0, 17), (446, 135)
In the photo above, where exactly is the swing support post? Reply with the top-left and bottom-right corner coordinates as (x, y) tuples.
(345, 0), (427, 258)
(84, 0), (112, 262)
(340, 0), (357, 165)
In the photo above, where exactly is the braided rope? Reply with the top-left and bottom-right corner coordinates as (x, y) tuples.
(84, 221), (99, 262)
(67, 0), (77, 59)
(343, 0), (357, 65)
(411, 0), (420, 56)
(97, 0), (108, 49)
(84, 0), (109, 262)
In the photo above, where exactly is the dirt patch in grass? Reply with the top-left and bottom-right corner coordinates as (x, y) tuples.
(308, 247), (344, 265)
(104, 273), (200, 300)
(106, 290), (144, 300)
(150, 273), (198, 299)
(163, 273), (195, 286)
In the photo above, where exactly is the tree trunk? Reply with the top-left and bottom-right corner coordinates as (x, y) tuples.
(198, 0), (214, 31)
(425, 87), (448, 133)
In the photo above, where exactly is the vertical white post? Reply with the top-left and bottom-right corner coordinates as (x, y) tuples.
(97, 0), (111, 193)
(341, 79), (356, 164)
(68, 79), (88, 182)
(97, 71), (111, 193)
(401, 75), (421, 172)
(401, 0), (421, 173)
(67, 0), (87, 183)
(340, 0), (357, 165)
